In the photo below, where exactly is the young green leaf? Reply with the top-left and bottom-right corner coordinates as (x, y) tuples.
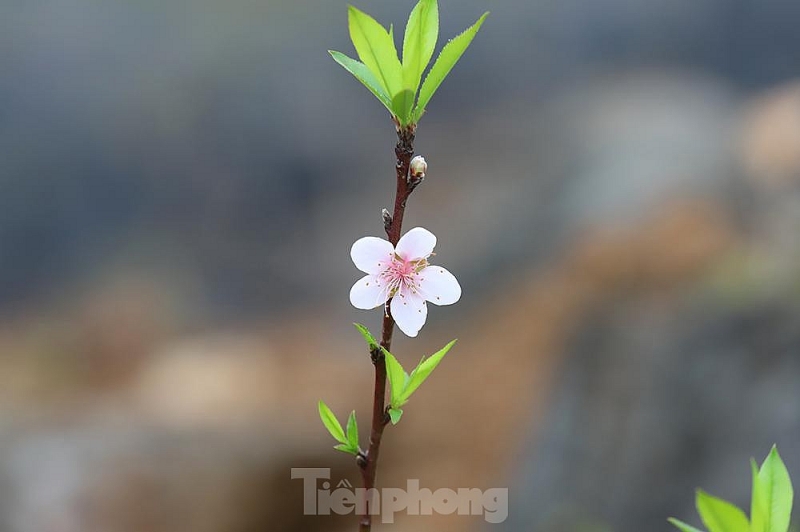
(398, 339), (456, 404)
(667, 518), (705, 532)
(334, 443), (359, 455)
(392, 89), (415, 125)
(388, 407), (403, 425)
(695, 489), (750, 532)
(329, 51), (394, 114)
(383, 349), (408, 408)
(318, 400), (348, 444)
(402, 0), (439, 95)
(412, 11), (488, 123)
(754, 445), (794, 532)
(353, 322), (380, 350)
(348, 6), (403, 98)
(346, 410), (359, 449)
(752, 458), (768, 532)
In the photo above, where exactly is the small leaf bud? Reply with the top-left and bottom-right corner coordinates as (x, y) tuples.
(382, 208), (392, 232)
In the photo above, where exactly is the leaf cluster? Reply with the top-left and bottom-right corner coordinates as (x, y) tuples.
(669, 446), (794, 532)
(317, 324), (456, 452)
(353, 323), (456, 425)
(330, 0), (488, 126)
(318, 400), (360, 455)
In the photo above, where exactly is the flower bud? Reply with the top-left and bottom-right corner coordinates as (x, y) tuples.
(409, 156), (427, 179)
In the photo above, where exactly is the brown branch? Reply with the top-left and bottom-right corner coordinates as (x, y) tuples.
(357, 124), (416, 532)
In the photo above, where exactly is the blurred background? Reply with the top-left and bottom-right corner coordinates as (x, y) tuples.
(1, 0), (799, 531)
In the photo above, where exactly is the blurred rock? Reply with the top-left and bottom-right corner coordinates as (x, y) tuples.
(742, 80), (800, 189)
(132, 334), (282, 429)
(502, 294), (800, 532)
(0, 425), (355, 532)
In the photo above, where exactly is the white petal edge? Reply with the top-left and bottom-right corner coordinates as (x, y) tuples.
(351, 236), (395, 274)
(350, 274), (389, 310)
(390, 291), (427, 337)
(395, 227), (436, 261)
(418, 266), (461, 306)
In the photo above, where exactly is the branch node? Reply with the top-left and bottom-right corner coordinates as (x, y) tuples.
(381, 208), (392, 233)
(369, 346), (383, 365)
(356, 451), (368, 470)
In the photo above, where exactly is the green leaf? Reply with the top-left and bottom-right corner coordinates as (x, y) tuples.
(752, 458), (768, 532)
(392, 89), (415, 125)
(398, 339), (456, 404)
(329, 51), (394, 114)
(402, 0), (439, 95)
(695, 489), (749, 532)
(318, 400), (348, 444)
(383, 349), (408, 408)
(411, 11), (488, 123)
(348, 5), (403, 98)
(334, 443), (359, 455)
(754, 446), (794, 532)
(667, 518), (705, 532)
(353, 322), (380, 350)
(345, 410), (359, 449)
(388, 407), (403, 425)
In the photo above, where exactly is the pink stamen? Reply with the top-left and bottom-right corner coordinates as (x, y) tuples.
(379, 256), (427, 298)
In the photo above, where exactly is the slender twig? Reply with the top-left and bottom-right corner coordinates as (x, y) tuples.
(357, 124), (416, 532)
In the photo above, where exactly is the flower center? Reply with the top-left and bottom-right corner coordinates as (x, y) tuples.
(381, 255), (428, 298)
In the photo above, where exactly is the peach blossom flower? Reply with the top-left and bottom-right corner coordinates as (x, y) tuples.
(349, 227), (461, 337)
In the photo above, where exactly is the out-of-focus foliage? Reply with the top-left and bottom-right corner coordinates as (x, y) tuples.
(669, 446), (793, 532)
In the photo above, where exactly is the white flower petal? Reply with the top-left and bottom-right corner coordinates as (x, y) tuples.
(390, 291), (427, 337)
(351, 237), (395, 274)
(350, 275), (389, 309)
(418, 266), (461, 306)
(395, 227), (436, 261)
